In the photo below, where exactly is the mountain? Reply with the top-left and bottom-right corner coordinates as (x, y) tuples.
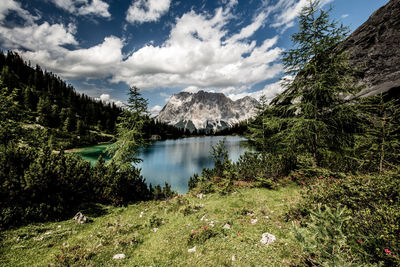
(156, 91), (259, 133)
(341, 0), (400, 97)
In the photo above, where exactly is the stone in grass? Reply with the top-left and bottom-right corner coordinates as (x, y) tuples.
(152, 228), (158, 232)
(188, 246), (196, 253)
(73, 212), (91, 224)
(223, 223), (231, 229)
(250, 218), (258, 224)
(260, 233), (276, 245)
(113, 254), (126, 260)
(196, 193), (205, 199)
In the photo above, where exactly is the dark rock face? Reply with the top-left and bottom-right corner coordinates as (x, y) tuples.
(342, 0), (400, 97)
(157, 91), (259, 133)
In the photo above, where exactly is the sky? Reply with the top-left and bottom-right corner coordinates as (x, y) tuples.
(0, 0), (390, 114)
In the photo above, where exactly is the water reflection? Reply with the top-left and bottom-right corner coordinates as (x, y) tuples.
(137, 136), (250, 193)
(76, 136), (252, 194)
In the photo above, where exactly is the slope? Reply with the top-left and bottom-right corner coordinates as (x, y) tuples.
(0, 51), (121, 149)
(0, 185), (302, 266)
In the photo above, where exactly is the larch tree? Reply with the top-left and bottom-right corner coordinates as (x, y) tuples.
(106, 86), (149, 170)
(266, 0), (360, 168)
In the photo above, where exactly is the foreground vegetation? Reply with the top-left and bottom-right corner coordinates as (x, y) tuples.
(1, 170), (398, 266)
(0, 185), (302, 266)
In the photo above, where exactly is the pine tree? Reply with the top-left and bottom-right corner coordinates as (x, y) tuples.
(356, 94), (400, 172)
(37, 97), (52, 126)
(248, 95), (269, 153)
(106, 86), (149, 169)
(266, 0), (360, 168)
(0, 82), (23, 143)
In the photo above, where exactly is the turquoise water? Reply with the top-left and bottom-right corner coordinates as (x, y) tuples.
(74, 143), (111, 165)
(75, 136), (251, 193)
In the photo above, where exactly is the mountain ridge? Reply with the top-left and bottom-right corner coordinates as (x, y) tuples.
(157, 90), (259, 133)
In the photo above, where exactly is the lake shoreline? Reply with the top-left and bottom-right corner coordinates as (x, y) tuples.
(73, 136), (253, 194)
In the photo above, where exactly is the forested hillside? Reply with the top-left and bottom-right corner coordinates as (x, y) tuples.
(0, 51), (121, 148)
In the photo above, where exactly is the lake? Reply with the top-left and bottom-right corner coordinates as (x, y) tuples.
(75, 136), (252, 193)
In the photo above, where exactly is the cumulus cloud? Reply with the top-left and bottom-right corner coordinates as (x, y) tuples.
(96, 94), (124, 107)
(0, 1), (123, 80)
(126, 0), (171, 24)
(51, 0), (111, 18)
(0, 0), (37, 23)
(19, 36), (124, 79)
(0, 0), (288, 104)
(0, 22), (78, 51)
(113, 6), (283, 92)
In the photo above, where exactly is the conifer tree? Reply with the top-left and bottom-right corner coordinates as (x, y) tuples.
(0, 82), (22, 143)
(356, 94), (400, 172)
(248, 95), (269, 153)
(106, 86), (149, 169)
(266, 0), (359, 168)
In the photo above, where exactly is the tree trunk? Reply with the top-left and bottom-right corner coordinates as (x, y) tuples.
(312, 132), (318, 168)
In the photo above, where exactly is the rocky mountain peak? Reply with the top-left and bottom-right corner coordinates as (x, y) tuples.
(157, 91), (259, 133)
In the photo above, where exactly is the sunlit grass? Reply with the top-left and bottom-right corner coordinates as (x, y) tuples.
(0, 184), (302, 266)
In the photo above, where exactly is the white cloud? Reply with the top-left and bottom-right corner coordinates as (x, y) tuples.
(0, 0), (37, 23)
(0, 22), (78, 51)
(96, 93), (124, 107)
(150, 105), (163, 116)
(0, 0), (122, 80)
(51, 0), (111, 18)
(182, 86), (201, 93)
(20, 36), (124, 79)
(341, 14), (349, 19)
(0, 0), (287, 104)
(113, 6), (283, 92)
(228, 12), (267, 43)
(227, 78), (287, 102)
(265, 0), (334, 31)
(126, 0), (171, 24)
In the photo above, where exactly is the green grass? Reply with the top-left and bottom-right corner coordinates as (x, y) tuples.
(0, 184), (302, 266)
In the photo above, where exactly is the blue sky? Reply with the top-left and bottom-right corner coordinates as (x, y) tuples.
(0, 0), (390, 114)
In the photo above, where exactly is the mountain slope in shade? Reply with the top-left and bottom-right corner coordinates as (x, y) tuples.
(156, 91), (259, 132)
(341, 0), (400, 97)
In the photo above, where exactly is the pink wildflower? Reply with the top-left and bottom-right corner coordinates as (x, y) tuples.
(385, 249), (392, 255)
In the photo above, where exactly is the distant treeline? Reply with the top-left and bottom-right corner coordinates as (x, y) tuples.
(0, 51), (246, 148)
(0, 51), (122, 148)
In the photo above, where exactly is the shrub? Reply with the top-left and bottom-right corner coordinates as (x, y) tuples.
(289, 167), (346, 186)
(148, 215), (163, 228)
(188, 174), (199, 190)
(254, 177), (274, 189)
(294, 172), (400, 266)
(0, 144), (151, 228)
(188, 226), (218, 246)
